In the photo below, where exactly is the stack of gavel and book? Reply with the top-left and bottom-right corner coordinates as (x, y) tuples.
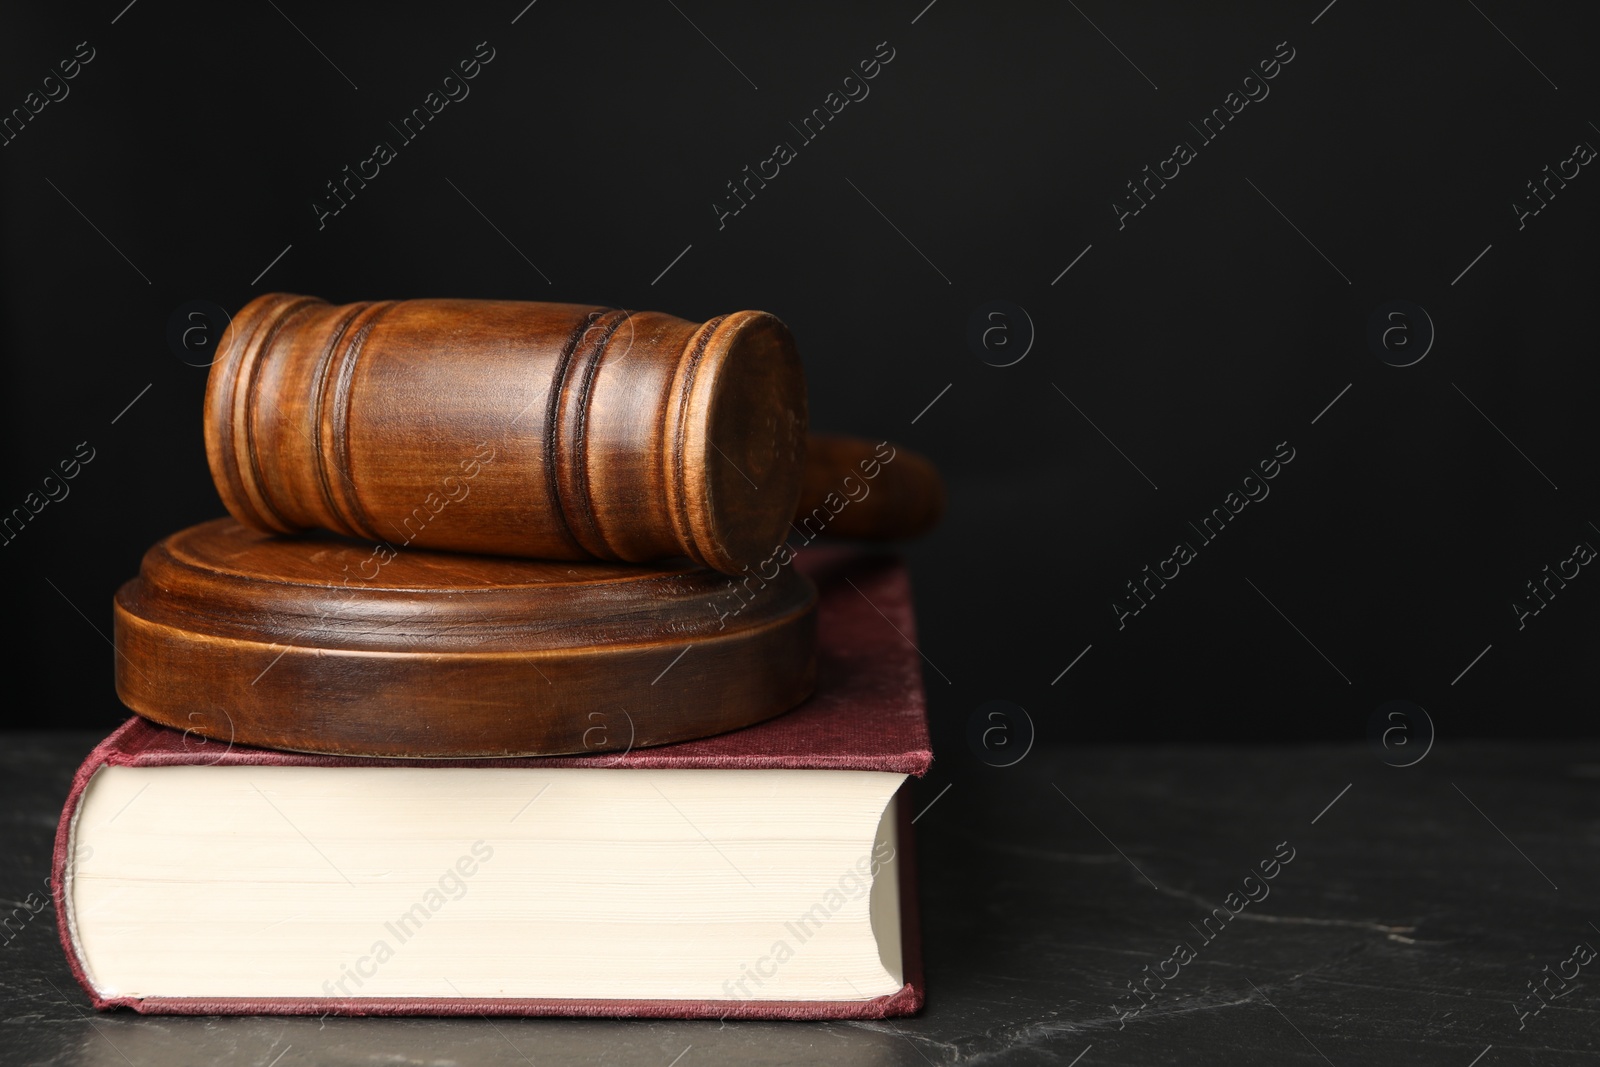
(52, 295), (940, 1019)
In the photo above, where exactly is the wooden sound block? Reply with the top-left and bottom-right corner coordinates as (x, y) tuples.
(113, 519), (817, 758)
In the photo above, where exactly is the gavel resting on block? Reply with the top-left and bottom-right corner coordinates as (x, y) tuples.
(113, 293), (945, 757)
(205, 294), (943, 575)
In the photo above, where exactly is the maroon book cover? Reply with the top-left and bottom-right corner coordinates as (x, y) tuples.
(53, 548), (932, 1018)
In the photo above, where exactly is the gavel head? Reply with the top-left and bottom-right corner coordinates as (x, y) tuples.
(204, 294), (808, 575)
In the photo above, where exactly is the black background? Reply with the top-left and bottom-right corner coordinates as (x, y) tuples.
(3, 0), (1597, 745)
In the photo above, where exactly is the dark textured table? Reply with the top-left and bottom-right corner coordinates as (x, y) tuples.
(3, 732), (1595, 1066)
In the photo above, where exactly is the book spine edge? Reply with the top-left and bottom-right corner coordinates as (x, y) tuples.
(52, 725), (146, 1011)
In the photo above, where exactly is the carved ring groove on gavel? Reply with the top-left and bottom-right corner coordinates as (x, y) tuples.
(205, 294), (941, 576)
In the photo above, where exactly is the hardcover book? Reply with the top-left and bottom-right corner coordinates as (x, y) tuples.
(53, 549), (932, 1018)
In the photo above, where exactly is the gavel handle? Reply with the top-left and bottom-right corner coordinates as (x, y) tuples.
(794, 435), (944, 542)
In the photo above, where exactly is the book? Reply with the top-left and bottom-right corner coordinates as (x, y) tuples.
(53, 549), (932, 1018)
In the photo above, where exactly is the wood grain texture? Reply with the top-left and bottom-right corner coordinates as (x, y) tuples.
(797, 435), (944, 542)
(205, 294), (809, 576)
(112, 519), (816, 758)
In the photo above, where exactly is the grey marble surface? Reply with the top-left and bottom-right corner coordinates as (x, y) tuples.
(2, 731), (1596, 1066)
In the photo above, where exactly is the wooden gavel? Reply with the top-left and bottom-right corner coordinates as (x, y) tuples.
(206, 294), (942, 574)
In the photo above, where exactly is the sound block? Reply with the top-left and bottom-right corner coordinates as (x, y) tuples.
(113, 519), (816, 758)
